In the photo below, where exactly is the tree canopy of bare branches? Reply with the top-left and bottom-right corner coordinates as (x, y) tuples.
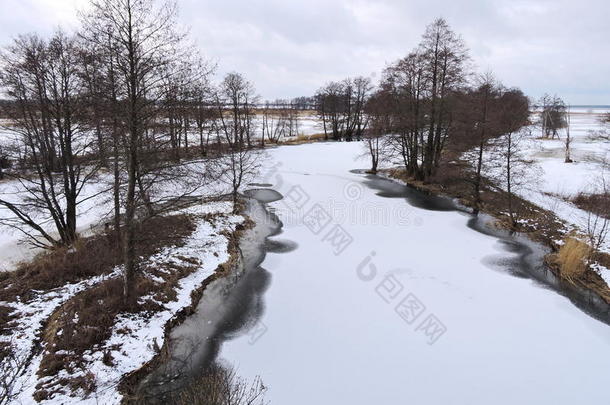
(0, 31), (101, 247)
(378, 18), (469, 180)
(80, 0), (214, 301)
(315, 76), (372, 142)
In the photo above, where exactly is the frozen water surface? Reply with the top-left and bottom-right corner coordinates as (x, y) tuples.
(170, 142), (610, 405)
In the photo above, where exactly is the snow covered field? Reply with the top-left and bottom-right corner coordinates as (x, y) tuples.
(523, 108), (609, 198)
(215, 142), (610, 405)
(0, 114), (324, 145)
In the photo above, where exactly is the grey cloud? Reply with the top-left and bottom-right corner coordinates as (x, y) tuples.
(1, 0), (608, 103)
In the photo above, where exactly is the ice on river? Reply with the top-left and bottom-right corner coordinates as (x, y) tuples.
(217, 142), (610, 405)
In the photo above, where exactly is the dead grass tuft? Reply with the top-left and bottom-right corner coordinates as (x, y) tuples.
(557, 237), (592, 281)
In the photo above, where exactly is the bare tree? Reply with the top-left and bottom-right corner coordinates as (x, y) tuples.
(284, 108), (300, 138)
(470, 75), (500, 215)
(451, 73), (505, 215)
(363, 88), (393, 173)
(376, 19), (469, 181)
(489, 89), (532, 227)
(419, 18), (469, 177)
(261, 108), (286, 145)
(584, 175), (610, 256)
(343, 76), (372, 141)
(314, 77), (371, 142)
(0, 31), (101, 247)
(218, 72), (259, 148)
(80, 0), (209, 302)
(383, 52), (426, 177)
(212, 74), (263, 212)
(538, 94), (567, 139)
(211, 146), (262, 212)
(192, 74), (216, 156)
(564, 104), (573, 163)
(315, 81), (345, 141)
(78, 40), (109, 167)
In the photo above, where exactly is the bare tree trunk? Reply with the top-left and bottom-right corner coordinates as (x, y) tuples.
(136, 166), (154, 217)
(123, 4), (139, 304)
(565, 105), (573, 163)
(112, 127), (121, 246)
(123, 142), (137, 304)
(506, 132), (515, 227)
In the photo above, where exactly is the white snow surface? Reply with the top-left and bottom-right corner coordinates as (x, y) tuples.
(217, 141), (610, 405)
(5, 201), (243, 404)
(480, 110), (610, 283)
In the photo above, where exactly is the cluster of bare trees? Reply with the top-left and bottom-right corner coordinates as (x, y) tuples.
(0, 0), (261, 302)
(0, 31), (104, 247)
(537, 94), (574, 163)
(372, 18), (470, 180)
(538, 94), (567, 139)
(261, 108), (299, 145)
(314, 76), (372, 141)
(263, 96), (314, 110)
(450, 75), (531, 216)
(360, 19), (531, 221)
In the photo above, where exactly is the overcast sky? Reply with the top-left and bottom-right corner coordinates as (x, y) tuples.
(1, 0), (608, 104)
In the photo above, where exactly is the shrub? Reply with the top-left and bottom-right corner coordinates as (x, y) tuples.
(130, 365), (267, 405)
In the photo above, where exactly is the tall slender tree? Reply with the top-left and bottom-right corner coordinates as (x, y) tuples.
(80, 0), (202, 302)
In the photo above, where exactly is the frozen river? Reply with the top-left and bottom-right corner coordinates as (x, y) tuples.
(165, 142), (610, 404)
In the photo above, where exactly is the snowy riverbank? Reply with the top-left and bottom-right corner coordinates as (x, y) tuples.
(2, 201), (245, 404)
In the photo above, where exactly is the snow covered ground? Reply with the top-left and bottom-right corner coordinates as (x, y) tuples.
(3, 114), (609, 403)
(0, 180), (112, 271)
(523, 108), (609, 198)
(0, 114), (324, 145)
(216, 141), (610, 405)
(0, 157), (239, 272)
(483, 108), (610, 283)
(4, 201), (243, 404)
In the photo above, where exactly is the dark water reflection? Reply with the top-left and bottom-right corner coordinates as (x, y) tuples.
(137, 192), (294, 400)
(350, 170), (459, 212)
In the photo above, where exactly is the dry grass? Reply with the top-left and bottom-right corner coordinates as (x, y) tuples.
(573, 192), (610, 219)
(32, 214), (200, 400)
(0, 215), (200, 400)
(0, 215), (196, 303)
(0, 306), (15, 336)
(556, 237), (592, 281)
(278, 132), (327, 145)
(0, 237), (121, 302)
